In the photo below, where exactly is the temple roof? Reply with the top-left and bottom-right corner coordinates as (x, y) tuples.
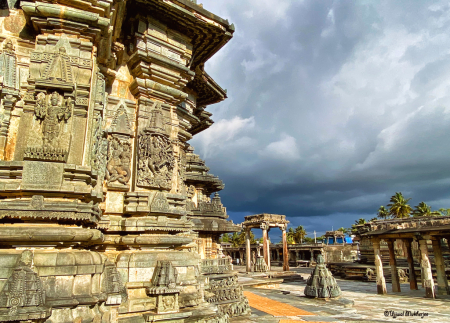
(130, 0), (234, 69)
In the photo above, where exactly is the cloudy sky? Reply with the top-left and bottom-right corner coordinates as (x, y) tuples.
(190, 0), (450, 239)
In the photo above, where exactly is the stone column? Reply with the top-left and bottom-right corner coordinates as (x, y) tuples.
(373, 238), (387, 294)
(261, 223), (269, 269)
(282, 227), (289, 271)
(419, 239), (435, 298)
(403, 239), (418, 290)
(387, 239), (401, 292)
(432, 238), (449, 295)
(266, 228), (271, 271)
(245, 229), (252, 273)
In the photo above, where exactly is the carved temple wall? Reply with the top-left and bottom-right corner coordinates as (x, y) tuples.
(0, 1), (244, 322)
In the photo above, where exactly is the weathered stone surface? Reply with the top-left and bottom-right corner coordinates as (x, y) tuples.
(0, 1), (243, 322)
(304, 254), (341, 298)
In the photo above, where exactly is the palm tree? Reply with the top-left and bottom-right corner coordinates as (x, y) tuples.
(377, 206), (389, 220)
(439, 208), (450, 216)
(350, 218), (367, 234)
(294, 225), (307, 244)
(286, 227), (295, 244)
(220, 233), (230, 243)
(387, 192), (412, 218)
(412, 202), (441, 217)
(355, 218), (367, 225)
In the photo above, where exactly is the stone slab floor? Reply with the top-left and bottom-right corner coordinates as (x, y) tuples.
(231, 266), (450, 323)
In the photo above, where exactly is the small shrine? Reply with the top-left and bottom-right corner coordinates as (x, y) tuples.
(253, 257), (268, 272)
(304, 254), (341, 298)
(242, 214), (290, 272)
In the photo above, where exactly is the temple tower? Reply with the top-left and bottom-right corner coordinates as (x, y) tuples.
(0, 1), (244, 322)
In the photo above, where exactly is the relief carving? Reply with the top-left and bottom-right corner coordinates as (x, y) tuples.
(0, 39), (17, 89)
(151, 192), (170, 213)
(42, 46), (73, 84)
(186, 185), (196, 212)
(103, 260), (126, 305)
(91, 115), (108, 184)
(218, 299), (250, 318)
(106, 136), (131, 185)
(0, 251), (51, 321)
(177, 152), (186, 194)
(34, 91), (72, 148)
(137, 103), (174, 190)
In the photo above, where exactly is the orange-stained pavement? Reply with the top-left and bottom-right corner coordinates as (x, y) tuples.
(243, 291), (314, 317)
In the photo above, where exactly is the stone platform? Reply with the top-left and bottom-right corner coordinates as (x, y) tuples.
(231, 266), (450, 323)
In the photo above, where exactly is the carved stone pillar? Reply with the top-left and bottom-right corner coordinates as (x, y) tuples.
(403, 239), (418, 290)
(245, 229), (252, 273)
(0, 95), (17, 159)
(432, 238), (449, 295)
(261, 223), (269, 269)
(266, 227), (271, 271)
(387, 239), (401, 292)
(282, 226), (289, 271)
(373, 238), (387, 294)
(419, 239), (435, 298)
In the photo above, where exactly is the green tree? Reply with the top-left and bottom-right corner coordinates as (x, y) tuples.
(337, 227), (348, 235)
(387, 192), (412, 218)
(230, 232), (241, 247)
(286, 227), (295, 244)
(294, 225), (307, 243)
(230, 230), (256, 247)
(438, 208), (450, 216)
(377, 206), (389, 220)
(412, 202), (441, 217)
(350, 218), (367, 234)
(355, 218), (367, 225)
(220, 233), (230, 243)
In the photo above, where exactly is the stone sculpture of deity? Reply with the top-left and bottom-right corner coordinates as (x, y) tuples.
(35, 91), (72, 148)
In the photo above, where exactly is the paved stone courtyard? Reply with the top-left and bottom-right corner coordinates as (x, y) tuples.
(231, 266), (450, 323)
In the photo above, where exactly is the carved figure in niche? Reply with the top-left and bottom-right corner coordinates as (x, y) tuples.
(0, 39), (16, 88)
(186, 185), (196, 211)
(34, 91), (72, 148)
(106, 136), (131, 185)
(138, 103), (175, 190)
(91, 115), (108, 183)
(138, 132), (174, 189)
(177, 153), (186, 194)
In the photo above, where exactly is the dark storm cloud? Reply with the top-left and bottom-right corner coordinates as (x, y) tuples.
(190, 0), (450, 237)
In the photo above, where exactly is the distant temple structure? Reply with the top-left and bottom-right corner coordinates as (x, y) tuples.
(355, 217), (450, 298)
(0, 1), (246, 322)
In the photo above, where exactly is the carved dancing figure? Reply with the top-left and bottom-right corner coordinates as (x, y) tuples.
(106, 137), (131, 184)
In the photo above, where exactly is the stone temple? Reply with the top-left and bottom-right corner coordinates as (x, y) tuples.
(0, 1), (247, 322)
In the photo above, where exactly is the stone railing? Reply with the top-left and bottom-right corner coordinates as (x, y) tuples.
(201, 258), (232, 274)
